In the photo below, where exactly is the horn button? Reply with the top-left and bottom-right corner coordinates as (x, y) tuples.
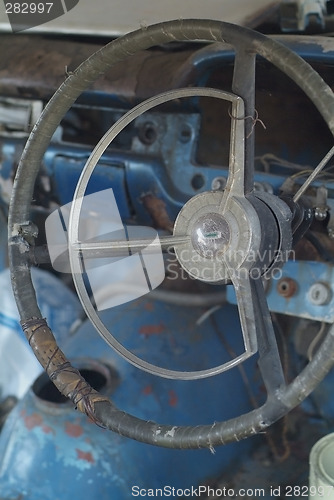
(174, 190), (281, 284)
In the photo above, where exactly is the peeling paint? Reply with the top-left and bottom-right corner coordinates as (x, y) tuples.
(139, 323), (165, 336)
(42, 425), (54, 435)
(142, 385), (153, 395)
(65, 422), (84, 438)
(165, 426), (177, 438)
(18, 239), (30, 254)
(299, 37), (334, 54)
(168, 390), (178, 407)
(23, 412), (43, 430)
(76, 449), (95, 464)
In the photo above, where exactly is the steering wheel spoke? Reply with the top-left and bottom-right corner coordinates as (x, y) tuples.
(233, 274), (286, 396)
(73, 234), (190, 259)
(220, 93), (246, 202)
(220, 51), (256, 206)
(231, 48), (257, 195)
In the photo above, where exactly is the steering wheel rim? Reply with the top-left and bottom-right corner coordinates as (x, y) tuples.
(8, 19), (334, 448)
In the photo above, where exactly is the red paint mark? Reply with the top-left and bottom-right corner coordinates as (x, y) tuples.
(144, 302), (154, 311)
(24, 413), (43, 430)
(65, 422), (83, 438)
(142, 385), (153, 395)
(139, 323), (165, 336)
(42, 425), (54, 435)
(76, 449), (95, 464)
(168, 390), (178, 407)
(168, 335), (177, 349)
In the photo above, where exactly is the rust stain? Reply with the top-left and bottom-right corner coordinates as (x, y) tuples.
(42, 425), (54, 435)
(141, 194), (174, 233)
(144, 301), (154, 311)
(168, 390), (178, 407)
(139, 323), (165, 336)
(24, 413), (43, 430)
(276, 277), (298, 298)
(142, 385), (153, 395)
(76, 449), (95, 464)
(65, 422), (84, 438)
(0, 35), (193, 102)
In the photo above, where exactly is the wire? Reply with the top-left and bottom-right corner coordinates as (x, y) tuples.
(290, 169), (334, 181)
(294, 145), (334, 202)
(196, 305), (222, 325)
(210, 314), (259, 411)
(255, 154), (313, 173)
(307, 322), (327, 361)
(150, 289), (226, 308)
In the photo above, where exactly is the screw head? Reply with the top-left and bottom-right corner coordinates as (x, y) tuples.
(211, 177), (226, 191)
(138, 122), (157, 145)
(277, 277), (298, 298)
(308, 282), (332, 306)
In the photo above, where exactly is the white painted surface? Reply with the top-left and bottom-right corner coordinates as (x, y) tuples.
(0, 0), (278, 36)
(310, 434), (334, 499)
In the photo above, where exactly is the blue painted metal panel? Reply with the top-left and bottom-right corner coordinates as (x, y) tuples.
(227, 260), (334, 323)
(180, 37), (334, 82)
(0, 298), (260, 498)
(0, 267), (84, 402)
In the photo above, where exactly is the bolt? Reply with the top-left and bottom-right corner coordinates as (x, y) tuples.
(179, 125), (192, 143)
(277, 277), (298, 298)
(308, 282), (332, 306)
(211, 177), (226, 191)
(314, 207), (328, 221)
(138, 122), (157, 145)
(328, 228), (334, 240)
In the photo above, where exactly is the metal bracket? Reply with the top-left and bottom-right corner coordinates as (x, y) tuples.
(0, 97), (43, 136)
(280, 0), (327, 31)
(227, 260), (334, 323)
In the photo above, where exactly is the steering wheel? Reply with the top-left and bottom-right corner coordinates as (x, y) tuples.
(8, 19), (334, 448)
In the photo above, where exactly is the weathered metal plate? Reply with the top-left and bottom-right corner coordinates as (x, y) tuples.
(227, 260), (334, 323)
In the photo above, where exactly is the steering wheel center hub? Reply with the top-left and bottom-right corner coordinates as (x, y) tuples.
(173, 190), (261, 284)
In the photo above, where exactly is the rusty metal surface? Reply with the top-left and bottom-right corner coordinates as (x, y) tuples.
(0, 34), (195, 101)
(277, 277), (298, 298)
(141, 194), (174, 233)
